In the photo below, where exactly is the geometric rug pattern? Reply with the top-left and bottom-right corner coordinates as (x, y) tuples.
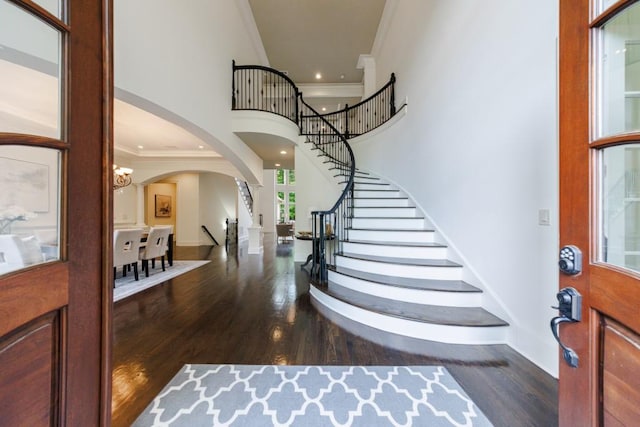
(114, 260), (210, 302)
(133, 364), (493, 427)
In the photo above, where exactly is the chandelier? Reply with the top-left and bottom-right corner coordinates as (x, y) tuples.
(113, 165), (133, 190)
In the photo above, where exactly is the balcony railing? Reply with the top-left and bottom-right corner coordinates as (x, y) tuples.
(232, 60), (299, 124)
(300, 74), (396, 138)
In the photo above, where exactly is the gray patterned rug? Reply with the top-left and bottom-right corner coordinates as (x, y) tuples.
(133, 364), (493, 427)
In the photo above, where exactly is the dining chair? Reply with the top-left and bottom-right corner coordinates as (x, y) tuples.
(139, 226), (172, 277)
(113, 228), (144, 282)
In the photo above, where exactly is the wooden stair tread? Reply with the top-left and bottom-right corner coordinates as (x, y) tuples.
(339, 252), (461, 267)
(354, 182), (390, 186)
(335, 174), (379, 180)
(344, 239), (445, 248)
(321, 284), (509, 327)
(332, 266), (481, 293)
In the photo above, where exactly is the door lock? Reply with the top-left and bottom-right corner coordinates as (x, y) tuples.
(550, 287), (582, 368)
(559, 245), (582, 275)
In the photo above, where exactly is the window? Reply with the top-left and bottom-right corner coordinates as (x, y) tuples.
(276, 169), (295, 222)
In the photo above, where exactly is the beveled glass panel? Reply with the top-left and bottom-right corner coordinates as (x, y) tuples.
(597, 3), (640, 137)
(0, 145), (61, 276)
(600, 144), (640, 273)
(0, 0), (62, 139)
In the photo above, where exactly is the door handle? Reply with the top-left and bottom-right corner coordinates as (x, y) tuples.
(550, 316), (579, 367)
(550, 287), (581, 368)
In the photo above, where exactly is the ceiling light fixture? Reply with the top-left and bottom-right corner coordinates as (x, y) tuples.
(315, 72), (322, 80)
(198, 145), (204, 149)
(322, 107), (326, 112)
(113, 165), (133, 190)
(275, 163), (281, 167)
(137, 145), (144, 149)
(280, 150), (287, 155)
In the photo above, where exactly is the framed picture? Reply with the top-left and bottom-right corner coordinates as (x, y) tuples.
(155, 194), (172, 217)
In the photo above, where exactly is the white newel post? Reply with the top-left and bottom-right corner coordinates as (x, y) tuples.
(135, 183), (147, 228)
(247, 184), (263, 254)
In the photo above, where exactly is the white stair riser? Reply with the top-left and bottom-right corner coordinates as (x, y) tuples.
(336, 256), (462, 280)
(311, 287), (507, 345)
(353, 198), (410, 208)
(354, 190), (402, 199)
(352, 217), (425, 229)
(347, 229), (435, 243)
(342, 242), (447, 259)
(355, 183), (393, 191)
(352, 207), (417, 217)
(328, 272), (481, 307)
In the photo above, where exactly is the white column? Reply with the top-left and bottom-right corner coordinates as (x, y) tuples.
(135, 183), (147, 228)
(247, 184), (263, 254)
(357, 54), (376, 99)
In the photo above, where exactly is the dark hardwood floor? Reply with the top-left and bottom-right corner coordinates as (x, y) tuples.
(111, 234), (558, 427)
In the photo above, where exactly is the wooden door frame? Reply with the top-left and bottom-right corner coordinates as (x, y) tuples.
(558, 0), (593, 425)
(64, 0), (113, 424)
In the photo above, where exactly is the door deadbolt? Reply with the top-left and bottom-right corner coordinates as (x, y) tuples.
(559, 245), (582, 275)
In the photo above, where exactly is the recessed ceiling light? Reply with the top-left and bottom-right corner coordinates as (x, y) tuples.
(275, 163), (281, 167)
(280, 150), (287, 155)
(340, 74), (345, 79)
(137, 145), (144, 149)
(198, 145), (204, 149)
(322, 107), (326, 112)
(315, 72), (322, 80)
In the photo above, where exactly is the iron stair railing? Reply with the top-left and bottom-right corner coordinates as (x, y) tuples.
(299, 98), (355, 283)
(232, 61), (396, 284)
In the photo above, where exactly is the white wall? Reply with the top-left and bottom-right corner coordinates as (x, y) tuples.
(356, 0), (560, 376)
(114, 0), (266, 184)
(294, 139), (342, 262)
(113, 185), (137, 226)
(260, 169), (277, 234)
(199, 173), (238, 245)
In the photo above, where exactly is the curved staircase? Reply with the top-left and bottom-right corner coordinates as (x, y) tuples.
(310, 173), (509, 346)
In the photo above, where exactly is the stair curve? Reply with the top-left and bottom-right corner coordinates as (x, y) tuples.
(309, 174), (509, 346)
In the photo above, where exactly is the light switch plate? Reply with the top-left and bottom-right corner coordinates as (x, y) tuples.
(538, 209), (550, 226)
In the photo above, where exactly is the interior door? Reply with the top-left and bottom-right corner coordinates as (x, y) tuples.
(0, 1), (111, 425)
(559, 0), (640, 425)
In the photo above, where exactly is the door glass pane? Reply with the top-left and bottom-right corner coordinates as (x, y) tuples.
(0, 0), (62, 139)
(600, 144), (640, 273)
(597, 0), (620, 15)
(31, 0), (62, 19)
(0, 145), (61, 276)
(597, 3), (640, 137)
